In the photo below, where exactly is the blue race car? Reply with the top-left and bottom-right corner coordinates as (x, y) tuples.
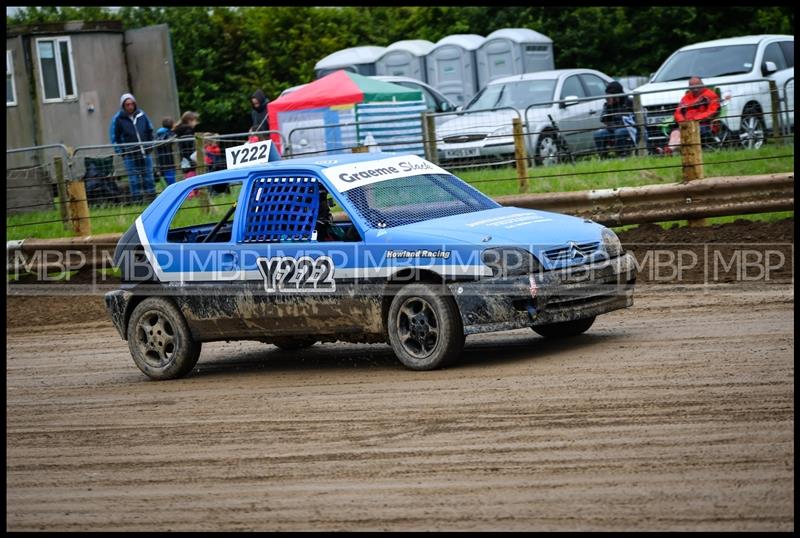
(105, 152), (636, 380)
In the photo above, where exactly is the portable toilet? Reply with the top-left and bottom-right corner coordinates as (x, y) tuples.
(314, 46), (388, 79)
(476, 28), (554, 88)
(375, 39), (435, 81)
(425, 34), (485, 107)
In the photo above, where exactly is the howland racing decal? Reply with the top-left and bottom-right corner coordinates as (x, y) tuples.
(386, 249), (451, 260)
(256, 256), (336, 293)
(322, 155), (449, 192)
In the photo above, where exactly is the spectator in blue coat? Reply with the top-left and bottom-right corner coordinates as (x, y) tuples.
(109, 93), (156, 202)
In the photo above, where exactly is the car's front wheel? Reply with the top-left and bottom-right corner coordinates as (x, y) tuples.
(535, 131), (561, 166)
(387, 283), (464, 370)
(738, 108), (766, 149)
(127, 297), (201, 380)
(532, 316), (596, 338)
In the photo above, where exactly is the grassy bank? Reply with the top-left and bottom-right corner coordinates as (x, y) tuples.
(6, 145), (794, 241)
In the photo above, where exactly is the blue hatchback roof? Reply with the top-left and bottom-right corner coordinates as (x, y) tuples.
(174, 151), (409, 187)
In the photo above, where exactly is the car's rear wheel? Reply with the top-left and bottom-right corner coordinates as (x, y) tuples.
(271, 336), (317, 350)
(532, 316), (596, 338)
(387, 283), (464, 370)
(127, 297), (201, 380)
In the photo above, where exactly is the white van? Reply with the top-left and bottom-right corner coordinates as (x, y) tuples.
(634, 35), (794, 150)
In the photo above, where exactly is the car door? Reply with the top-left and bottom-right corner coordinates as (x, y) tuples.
(555, 74), (595, 155)
(230, 173), (377, 338)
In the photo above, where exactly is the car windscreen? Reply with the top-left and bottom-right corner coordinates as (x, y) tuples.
(653, 45), (758, 82)
(466, 80), (556, 110)
(342, 173), (500, 229)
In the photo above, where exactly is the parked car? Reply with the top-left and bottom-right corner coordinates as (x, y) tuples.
(435, 69), (626, 166)
(105, 151), (636, 380)
(635, 34), (794, 151)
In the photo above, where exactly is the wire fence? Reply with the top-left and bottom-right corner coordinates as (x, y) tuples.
(5, 79), (795, 237)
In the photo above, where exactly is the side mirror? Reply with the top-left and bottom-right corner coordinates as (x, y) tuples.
(649, 72), (655, 82)
(763, 60), (778, 75)
(561, 95), (579, 108)
(439, 102), (452, 112)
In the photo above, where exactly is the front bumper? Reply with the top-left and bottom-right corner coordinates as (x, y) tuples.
(449, 252), (637, 335)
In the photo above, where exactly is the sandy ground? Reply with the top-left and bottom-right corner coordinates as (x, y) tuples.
(5, 282), (794, 531)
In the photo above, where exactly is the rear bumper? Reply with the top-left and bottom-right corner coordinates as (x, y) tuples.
(449, 252), (637, 335)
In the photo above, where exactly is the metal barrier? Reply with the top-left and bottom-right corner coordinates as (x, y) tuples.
(520, 78), (795, 163)
(6, 144), (76, 220)
(8, 172), (794, 274)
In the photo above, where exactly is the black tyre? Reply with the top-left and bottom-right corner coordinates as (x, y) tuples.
(738, 108), (766, 150)
(127, 297), (201, 380)
(387, 283), (464, 370)
(535, 131), (562, 166)
(532, 316), (596, 339)
(271, 336), (317, 350)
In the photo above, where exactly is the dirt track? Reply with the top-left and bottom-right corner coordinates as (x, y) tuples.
(6, 281), (794, 531)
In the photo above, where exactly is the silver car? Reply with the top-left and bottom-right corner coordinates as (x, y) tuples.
(436, 68), (624, 166)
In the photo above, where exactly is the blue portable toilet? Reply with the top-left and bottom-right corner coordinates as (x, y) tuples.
(476, 28), (554, 88)
(314, 46), (388, 79)
(425, 34), (485, 106)
(375, 40), (435, 81)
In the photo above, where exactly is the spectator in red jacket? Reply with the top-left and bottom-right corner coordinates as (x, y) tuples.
(675, 76), (720, 124)
(662, 76), (720, 155)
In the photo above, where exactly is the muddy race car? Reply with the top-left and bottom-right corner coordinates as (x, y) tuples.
(105, 151), (636, 380)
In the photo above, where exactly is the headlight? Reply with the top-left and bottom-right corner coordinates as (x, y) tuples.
(601, 228), (623, 258)
(482, 247), (541, 277)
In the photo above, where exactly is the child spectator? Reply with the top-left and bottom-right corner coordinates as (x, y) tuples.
(155, 117), (177, 185)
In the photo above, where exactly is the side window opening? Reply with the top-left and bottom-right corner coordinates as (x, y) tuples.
(778, 41), (793, 68)
(560, 76), (586, 100)
(167, 181), (243, 243)
(763, 42), (788, 72)
(241, 175), (361, 244)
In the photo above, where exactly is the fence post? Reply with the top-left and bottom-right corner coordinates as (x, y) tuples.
(53, 156), (71, 230)
(679, 120), (707, 227)
(66, 177), (92, 236)
(633, 93), (648, 157)
(425, 113), (439, 164)
(194, 134), (211, 213)
(768, 80), (783, 146)
(195, 134), (206, 175)
(421, 112), (431, 161)
(512, 117), (529, 193)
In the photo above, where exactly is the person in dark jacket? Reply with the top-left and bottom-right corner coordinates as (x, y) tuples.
(249, 89), (269, 137)
(593, 81), (637, 157)
(173, 111), (200, 178)
(155, 117), (177, 186)
(109, 93), (156, 202)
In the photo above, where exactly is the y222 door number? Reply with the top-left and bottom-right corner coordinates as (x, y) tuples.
(256, 256), (336, 293)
